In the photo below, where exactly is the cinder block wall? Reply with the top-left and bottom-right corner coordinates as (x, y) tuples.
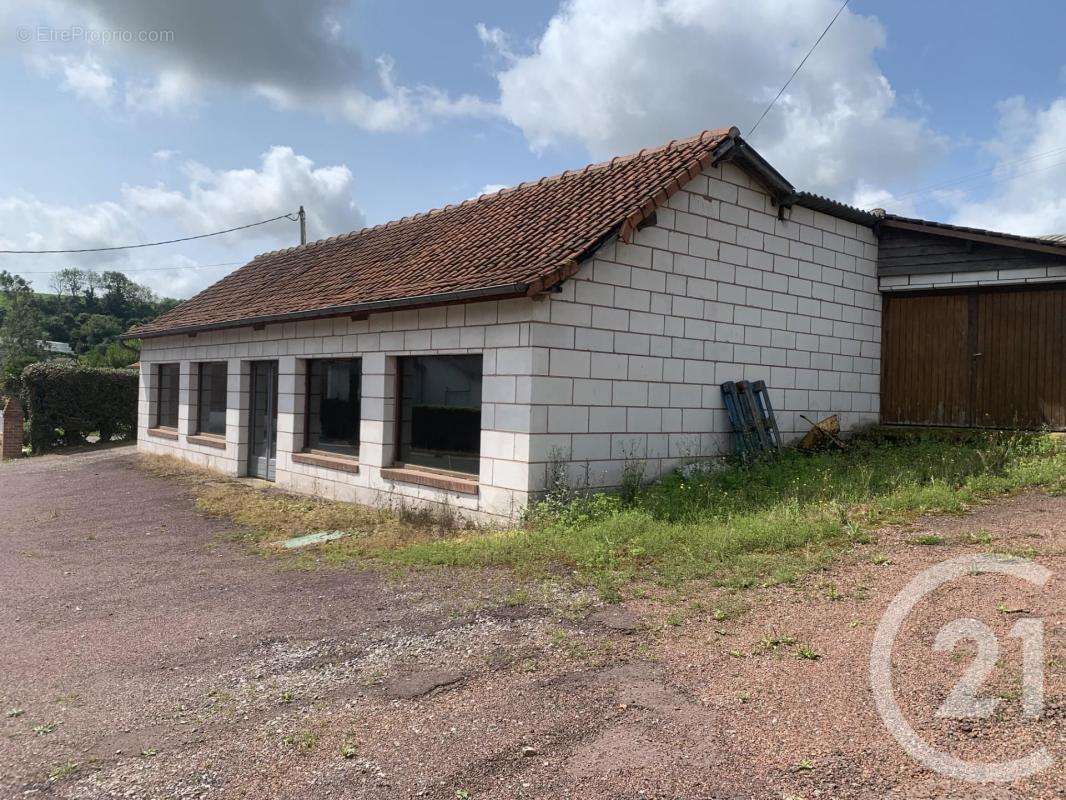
(137, 300), (542, 522)
(526, 161), (881, 490)
(137, 160), (882, 520)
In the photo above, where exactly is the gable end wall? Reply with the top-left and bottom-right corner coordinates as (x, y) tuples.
(528, 159), (881, 490)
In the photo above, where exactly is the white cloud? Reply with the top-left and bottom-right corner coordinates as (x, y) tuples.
(0, 195), (133, 255)
(943, 96), (1066, 236)
(27, 54), (116, 107)
(57, 56), (115, 106)
(475, 23), (517, 63)
(849, 183), (919, 218)
(471, 183), (510, 199)
(125, 69), (200, 114)
(483, 0), (946, 203)
(123, 146), (362, 241)
(14, 0), (491, 131)
(0, 147), (363, 299)
(152, 148), (179, 162)
(258, 56), (496, 132)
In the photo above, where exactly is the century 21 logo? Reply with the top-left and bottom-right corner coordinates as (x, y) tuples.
(870, 555), (1053, 784)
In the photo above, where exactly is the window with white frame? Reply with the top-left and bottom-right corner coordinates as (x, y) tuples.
(196, 362), (228, 436)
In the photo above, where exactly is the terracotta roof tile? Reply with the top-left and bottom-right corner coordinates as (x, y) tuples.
(132, 127), (738, 338)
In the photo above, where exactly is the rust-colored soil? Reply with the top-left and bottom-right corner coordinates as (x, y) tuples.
(1, 448), (1061, 799)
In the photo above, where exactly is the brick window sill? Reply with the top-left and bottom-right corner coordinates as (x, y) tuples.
(380, 466), (478, 495)
(147, 427), (179, 441)
(292, 451), (361, 474)
(188, 433), (227, 450)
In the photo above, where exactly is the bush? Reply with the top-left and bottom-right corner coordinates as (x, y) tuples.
(18, 360), (138, 452)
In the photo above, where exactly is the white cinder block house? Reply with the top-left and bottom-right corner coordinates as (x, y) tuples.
(130, 125), (1066, 521)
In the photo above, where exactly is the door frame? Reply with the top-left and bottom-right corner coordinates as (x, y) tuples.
(247, 360), (279, 480)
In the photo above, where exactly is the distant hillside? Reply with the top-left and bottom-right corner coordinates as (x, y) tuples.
(0, 269), (177, 369)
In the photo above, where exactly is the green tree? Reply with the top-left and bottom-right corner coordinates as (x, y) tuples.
(0, 279), (45, 384)
(72, 313), (124, 354)
(0, 269), (175, 375)
(50, 267), (85, 302)
(82, 270), (105, 302)
(100, 271), (156, 317)
(0, 270), (30, 295)
(82, 338), (140, 369)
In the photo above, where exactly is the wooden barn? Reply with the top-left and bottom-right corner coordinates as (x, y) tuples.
(876, 216), (1066, 430)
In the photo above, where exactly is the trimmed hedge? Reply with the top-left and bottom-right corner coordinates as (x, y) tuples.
(18, 361), (138, 452)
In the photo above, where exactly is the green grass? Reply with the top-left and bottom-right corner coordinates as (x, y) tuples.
(47, 761), (79, 782)
(374, 431), (1066, 598)
(908, 534), (946, 546)
(168, 431), (1066, 600)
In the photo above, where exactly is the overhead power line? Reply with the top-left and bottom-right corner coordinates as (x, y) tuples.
(14, 261), (245, 276)
(892, 144), (1066, 202)
(748, 0), (850, 139)
(0, 211), (299, 255)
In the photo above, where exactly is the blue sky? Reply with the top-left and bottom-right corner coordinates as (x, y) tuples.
(2, 0), (1065, 299)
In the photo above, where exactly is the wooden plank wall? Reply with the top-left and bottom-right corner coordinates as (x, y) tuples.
(881, 293), (971, 426)
(878, 227), (1066, 277)
(974, 287), (1066, 429)
(882, 287), (1066, 430)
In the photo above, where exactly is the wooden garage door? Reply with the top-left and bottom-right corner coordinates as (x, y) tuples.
(882, 286), (1066, 430)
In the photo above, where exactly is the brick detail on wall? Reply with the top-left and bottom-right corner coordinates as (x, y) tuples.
(1, 396), (25, 460)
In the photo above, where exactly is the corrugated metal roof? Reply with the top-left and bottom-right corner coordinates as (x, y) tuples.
(792, 192), (879, 226)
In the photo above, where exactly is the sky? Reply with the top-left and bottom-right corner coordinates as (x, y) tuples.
(2, 0), (1066, 300)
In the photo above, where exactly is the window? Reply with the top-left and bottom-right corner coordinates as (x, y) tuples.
(155, 363), (179, 429)
(397, 354), (482, 474)
(196, 362), (228, 436)
(305, 358), (361, 457)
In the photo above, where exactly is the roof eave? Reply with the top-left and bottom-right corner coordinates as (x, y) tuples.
(725, 137), (796, 201)
(616, 128), (741, 245)
(880, 215), (1066, 258)
(125, 282), (530, 341)
(785, 191), (880, 227)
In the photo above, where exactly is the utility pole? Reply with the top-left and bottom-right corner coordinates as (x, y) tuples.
(298, 206), (306, 245)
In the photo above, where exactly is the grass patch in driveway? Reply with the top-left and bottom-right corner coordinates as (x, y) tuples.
(145, 431), (1066, 598)
(140, 455), (458, 561)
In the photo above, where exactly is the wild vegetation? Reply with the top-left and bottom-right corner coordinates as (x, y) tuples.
(382, 430), (1066, 597)
(0, 268), (176, 381)
(156, 429), (1066, 599)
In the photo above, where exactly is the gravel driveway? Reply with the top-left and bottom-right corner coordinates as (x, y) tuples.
(1, 447), (1062, 799)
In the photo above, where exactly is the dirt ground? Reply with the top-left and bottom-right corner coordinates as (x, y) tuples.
(0, 447), (1062, 799)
